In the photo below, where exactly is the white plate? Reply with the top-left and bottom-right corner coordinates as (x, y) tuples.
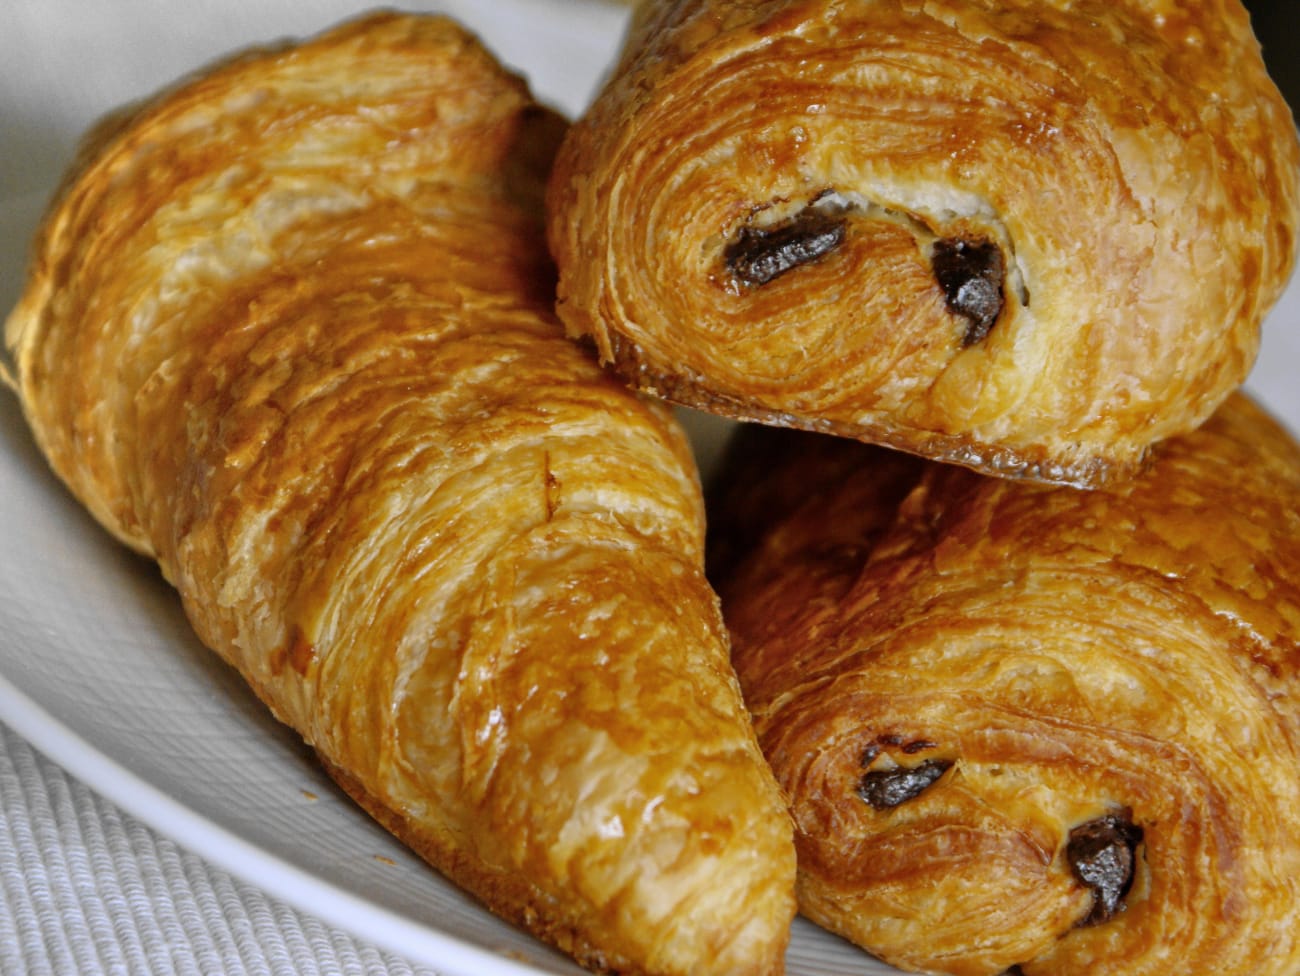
(0, 4), (1296, 976)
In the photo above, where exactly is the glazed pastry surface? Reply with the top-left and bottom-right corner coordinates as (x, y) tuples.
(709, 395), (1300, 976)
(3, 14), (796, 976)
(548, 0), (1300, 486)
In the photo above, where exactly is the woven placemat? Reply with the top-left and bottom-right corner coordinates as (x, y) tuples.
(0, 721), (444, 976)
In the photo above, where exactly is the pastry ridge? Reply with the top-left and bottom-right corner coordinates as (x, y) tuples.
(708, 393), (1300, 976)
(4, 13), (796, 976)
(547, 0), (1300, 486)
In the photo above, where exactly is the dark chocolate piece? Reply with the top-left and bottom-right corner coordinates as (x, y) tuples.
(857, 758), (953, 809)
(1067, 812), (1144, 926)
(930, 237), (1006, 345)
(725, 210), (847, 287)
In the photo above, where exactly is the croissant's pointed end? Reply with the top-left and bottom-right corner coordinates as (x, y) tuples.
(638, 844), (797, 976)
(501, 820), (798, 976)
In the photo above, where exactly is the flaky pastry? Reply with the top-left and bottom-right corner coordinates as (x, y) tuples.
(548, 0), (1300, 486)
(707, 393), (1300, 975)
(3, 13), (796, 976)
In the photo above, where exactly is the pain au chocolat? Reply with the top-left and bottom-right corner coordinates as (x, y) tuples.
(3, 14), (796, 976)
(547, 0), (1300, 486)
(707, 393), (1300, 976)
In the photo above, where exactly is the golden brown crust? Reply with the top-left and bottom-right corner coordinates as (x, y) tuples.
(322, 756), (638, 976)
(4, 13), (795, 975)
(708, 393), (1300, 975)
(548, 0), (1300, 487)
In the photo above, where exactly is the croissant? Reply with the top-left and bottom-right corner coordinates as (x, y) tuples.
(706, 392), (1300, 976)
(547, 0), (1300, 487)
(2, 13), (797, 976)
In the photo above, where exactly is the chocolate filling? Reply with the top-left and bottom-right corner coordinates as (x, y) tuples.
(725, 209), (847, 287)
(857, 758), (953, 810)
(930, 237), (1006, 345)
(1066, 812), (1143, 926)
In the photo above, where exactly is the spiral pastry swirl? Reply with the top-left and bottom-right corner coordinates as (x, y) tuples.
(548, 0), (1300, 486)
(709, 393), (1300, 976)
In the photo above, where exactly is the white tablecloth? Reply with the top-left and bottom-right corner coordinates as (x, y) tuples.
(0, 721), (441, 976)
